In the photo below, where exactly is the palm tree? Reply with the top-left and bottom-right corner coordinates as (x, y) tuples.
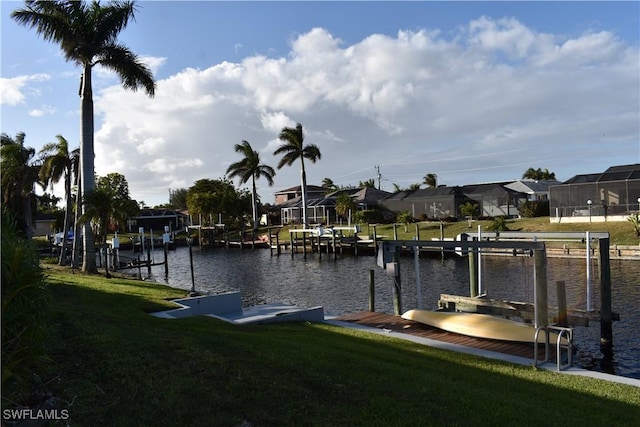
(274, 123), (321, 227)
(335, 193), (356, 223)
(423, 173), (438, 188)
(1, 132), (42, 239)
(12, 1), (156, 273)
(321, 177), (337, 193)
(226, 140), (276, 231)
(522, 167), (556, 181)
(78, 187), (114, 277)
(38, 135), (79, 265)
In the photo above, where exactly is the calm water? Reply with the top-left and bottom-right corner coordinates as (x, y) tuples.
(130, 246), (639, 380)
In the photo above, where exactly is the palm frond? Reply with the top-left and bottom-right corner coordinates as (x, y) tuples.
(98, 44), (156, 96)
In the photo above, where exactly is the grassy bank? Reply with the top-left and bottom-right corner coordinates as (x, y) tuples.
(37, 266), (639, 426)
(269, 217), (640, 247)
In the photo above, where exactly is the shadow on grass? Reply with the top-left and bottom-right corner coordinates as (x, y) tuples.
(42, 273), (640, 426)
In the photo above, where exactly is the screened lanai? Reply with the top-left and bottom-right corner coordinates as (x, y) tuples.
(549, 164), (640, 218)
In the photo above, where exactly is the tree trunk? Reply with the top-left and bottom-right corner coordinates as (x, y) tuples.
(71, 175), (81, 269)
(58, 172), (72, 266)
(300, 159), (308, 227)
(251, 176), (259, 231)
(80, 64), (97, 272)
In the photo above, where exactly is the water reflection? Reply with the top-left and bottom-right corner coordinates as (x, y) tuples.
(137, 247), (639, 380)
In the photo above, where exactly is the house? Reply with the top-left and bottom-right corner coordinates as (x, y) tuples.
(326, 186), (392, 211)
(379, 183), (524, 220)
(461, 183), (524, 218)
(33, 212), (58, 237)
(549, 164), (640, 220)
(276, 185), (392, 225)
(504, 179), (559, 202)
(379, 186), (469, 219)
(126, 208), (189, 233)
(274, 185), (326, 205)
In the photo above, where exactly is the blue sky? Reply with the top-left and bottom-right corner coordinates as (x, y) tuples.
(2, 1), (639, 207)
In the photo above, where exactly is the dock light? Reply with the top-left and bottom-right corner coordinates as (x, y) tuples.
(587, 199), (592, 223)
(637, 197), (640, 212)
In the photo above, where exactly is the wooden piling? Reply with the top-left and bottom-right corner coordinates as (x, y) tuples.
(332, 233), (337, 260)
(556, 280), (567, 327)
(163, 243), (169, 279)
(302, 232), (307, 259)
(368, 269), (375, 312)
(533, 249), (548, 329)
(468, 247), (478, 298)
(290, 231), (294, 258)
(598, 237), (613, 350)
(389, 260), (402, 315)
(146, 243), (152, 276)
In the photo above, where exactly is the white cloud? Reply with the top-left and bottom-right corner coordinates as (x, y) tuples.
(0, 74), (50, 105)
(90, 17), (638, 206)
(28, 104), (56, 117)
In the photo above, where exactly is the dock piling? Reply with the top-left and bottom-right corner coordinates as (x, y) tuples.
(368, 269), (375, 312)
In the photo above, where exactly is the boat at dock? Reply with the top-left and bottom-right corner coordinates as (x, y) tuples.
(401, 309), (568, 344)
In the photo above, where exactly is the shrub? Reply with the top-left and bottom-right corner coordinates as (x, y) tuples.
(459, 202), (479, 219)
(1, 211), (50, 409)
(629, 214), (640, 237)
(487, 216), (509, 232)
(396, 211), (415, 232)
(354, 209), (384, 224)
(519, 200), (550, 218)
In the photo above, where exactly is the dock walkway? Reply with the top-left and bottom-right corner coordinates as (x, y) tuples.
(335, 311), (541, 360)
(332, 311), (640, 387)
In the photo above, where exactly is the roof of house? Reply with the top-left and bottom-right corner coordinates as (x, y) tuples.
(504, 179), (560, 194)
(326, 186), (392, 203)
(134, 208), (188, 218)
(278, 196), (336, 209)
(461, 182), (521, 196)
(352, 187), (392, 204)
(274, 185), (326, 195)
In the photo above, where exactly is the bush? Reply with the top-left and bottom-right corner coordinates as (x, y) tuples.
(519, 200), (550, 218)
(629, 214), (640, 237)
(354, 209), (384, 224)
(1, 211), (50, 409)
(487, 216), (509, 232)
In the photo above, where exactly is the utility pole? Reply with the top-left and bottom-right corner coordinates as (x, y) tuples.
(375, 165), (382, 190)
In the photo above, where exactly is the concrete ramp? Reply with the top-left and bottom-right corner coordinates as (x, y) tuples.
(150, 291), (324, 324)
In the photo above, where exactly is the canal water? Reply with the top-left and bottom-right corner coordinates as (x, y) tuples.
(132, 246), (639, 380)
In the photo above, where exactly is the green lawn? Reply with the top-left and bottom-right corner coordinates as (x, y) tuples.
(38, 266), (640, 426)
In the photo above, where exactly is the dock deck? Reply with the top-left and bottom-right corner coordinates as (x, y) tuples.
(336, 311), (554, 361)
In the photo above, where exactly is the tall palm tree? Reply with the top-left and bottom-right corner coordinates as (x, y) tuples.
(423, 173), (438, 188)
(226, 140), (276, 231)
(274, 123), (321, 227)
(0, 132), (42, 239)
(38, 135), (79, 265)
(12, 1), (156, 273)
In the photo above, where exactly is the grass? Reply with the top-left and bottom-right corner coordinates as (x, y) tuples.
(37, 265), (640, 426)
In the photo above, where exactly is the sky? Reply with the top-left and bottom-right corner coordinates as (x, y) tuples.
(2, 1), (639, 208)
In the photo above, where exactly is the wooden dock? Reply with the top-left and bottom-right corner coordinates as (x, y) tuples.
(336, 311), (556, 361)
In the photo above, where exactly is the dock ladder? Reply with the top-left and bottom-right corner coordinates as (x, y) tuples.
(534, 326), (573, 371)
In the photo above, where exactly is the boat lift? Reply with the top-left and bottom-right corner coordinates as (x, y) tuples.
(376, 234), (614, 369)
